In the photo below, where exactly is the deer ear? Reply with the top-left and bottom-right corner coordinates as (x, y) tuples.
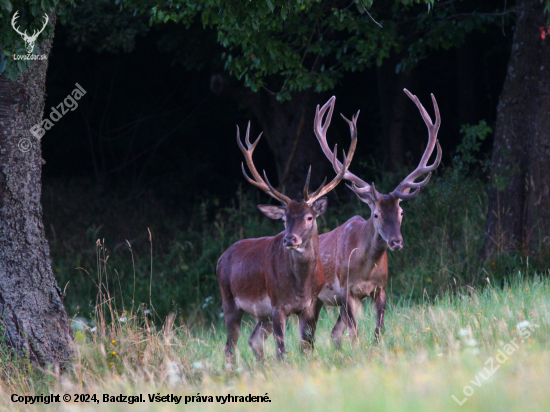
(311, 197), (328, 216)
(257, 205), (286, 220)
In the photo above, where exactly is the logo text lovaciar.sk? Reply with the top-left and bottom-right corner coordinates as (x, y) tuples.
(11, 11), (49, 61)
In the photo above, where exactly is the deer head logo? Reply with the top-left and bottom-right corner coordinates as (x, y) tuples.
(11, 11), (49, 55)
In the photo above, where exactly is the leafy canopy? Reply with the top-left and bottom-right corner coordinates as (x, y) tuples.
(124, 0), (508, 100)
(0, 0), (74, 81)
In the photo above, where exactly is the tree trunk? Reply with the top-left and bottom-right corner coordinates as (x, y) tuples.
(456, 37), (477, 126)
(0, 14), (73, 366)
(377, 59), (413, 172)
(484, 0), (550, 256)
(245, 90), (332, 199)
(210, 76), (331, 199)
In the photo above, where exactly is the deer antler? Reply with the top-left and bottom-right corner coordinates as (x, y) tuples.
(11, 11), (28, 38)
(390, 89), (442, 200)
(305, 98), (358, 205)
(314, 96), (379, 202)
(28, 13), (49, 41)
(237, 122), (292, 205)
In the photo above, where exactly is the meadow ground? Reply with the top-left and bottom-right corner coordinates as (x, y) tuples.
(1, 275), (549, 412)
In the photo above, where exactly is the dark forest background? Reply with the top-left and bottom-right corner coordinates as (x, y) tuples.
(2, 0), (548, 334)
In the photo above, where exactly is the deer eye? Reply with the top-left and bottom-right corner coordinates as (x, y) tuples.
(307, 216), (313, 221)
(374, 213), (379, 219)
(401, 211), (404, 216)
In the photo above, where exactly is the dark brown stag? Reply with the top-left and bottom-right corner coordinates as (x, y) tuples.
(314, 89), (441, 345)
(217, 110), (358, 361)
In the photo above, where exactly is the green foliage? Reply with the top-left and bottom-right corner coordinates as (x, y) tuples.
(45, 182), (288, 322)
(456, 120), (492, 167)
(45, 161), (541, 324)
(383, 122), (492, 296)
(123, 0), (510, 100)
(0, 0), (74, 81)
(491, 145), (522, 192)
(544, 0), (550, 23)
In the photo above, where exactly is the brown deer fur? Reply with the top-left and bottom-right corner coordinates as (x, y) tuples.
(311, 89), (442, 346)
(217, 102), (358, 361)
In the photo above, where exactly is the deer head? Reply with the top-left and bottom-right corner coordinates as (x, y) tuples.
(316, 89), (441, 251)
(237, 110), (357, 250)
(12, 11), (49, 55)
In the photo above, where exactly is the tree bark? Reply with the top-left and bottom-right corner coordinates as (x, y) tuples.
(484, 0), (550, 256)
(0, 14), (73, 366)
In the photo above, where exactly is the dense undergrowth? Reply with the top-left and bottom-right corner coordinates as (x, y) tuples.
(40, 120), (549, 328)
(43, 170), (547, 325)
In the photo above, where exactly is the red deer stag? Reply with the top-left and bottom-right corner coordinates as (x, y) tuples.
(217, 109), (358, 361)
(314, 89), (441, 346)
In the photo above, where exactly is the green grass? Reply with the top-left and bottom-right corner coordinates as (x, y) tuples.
(32, 156), (550, 410)
(1, 275), (549, 411)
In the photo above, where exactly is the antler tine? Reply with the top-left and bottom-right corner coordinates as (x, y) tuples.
(391, 89), (442, 200)
(347, 180), (380, 202)
(303, 166), (312, 201)
(392, 173), (433, 200)
(30, 13), (49, 39)
(41, 13), (49, 30)
(316, 96), (336, 137)
(262, 170), (288, 202)
(314, 97), (379, 198)
(11, 11), (27, 37)
(237, 123), (292, 205)
(306, 116), (358, 205)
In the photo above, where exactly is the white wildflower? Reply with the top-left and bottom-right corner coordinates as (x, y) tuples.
(517, 320), (531, 330)
(465, 339), (478, 347)
(457, 328), (470, 338)
(166, 361), (182, 385)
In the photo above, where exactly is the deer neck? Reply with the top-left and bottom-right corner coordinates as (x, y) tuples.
(363, 217), (388, 258)
(286, 231), (320, 283)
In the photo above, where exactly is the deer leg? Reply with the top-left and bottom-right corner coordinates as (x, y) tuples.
(248, 320), (273, 361)
(374, 288), (386, 341)
(331, 294), (358, 347)
(272, 307), (287, 360)
(223, 302), (243, 363)
(299, 299), (323, 352)
(332, 295), (359, 347)
(345, 297), (359, 341)
(330, 307), (347, 348)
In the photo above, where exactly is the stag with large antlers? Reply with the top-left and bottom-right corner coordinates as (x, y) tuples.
(11, 11), (49, 55)
(312, 89), (441, 346)
(217, 104), (358, 361)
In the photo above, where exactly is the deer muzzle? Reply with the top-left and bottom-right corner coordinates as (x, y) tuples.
(388, 238), (403, 251)
(283, 234), (302, 249)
